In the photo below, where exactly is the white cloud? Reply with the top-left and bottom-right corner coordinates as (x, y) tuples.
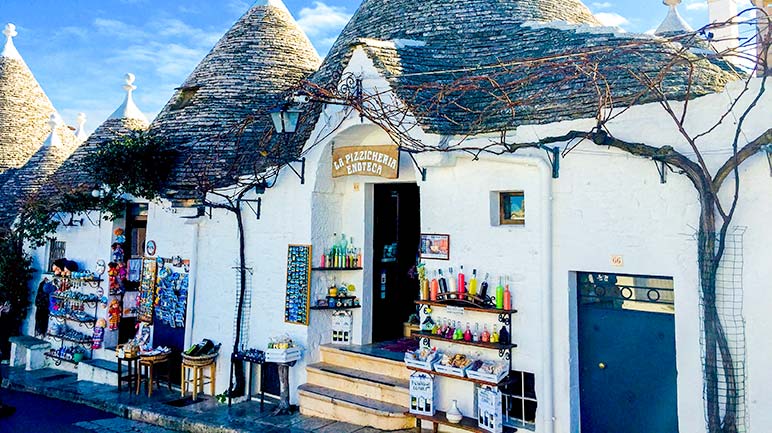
(591, 2), (614, 9)
(93, 18), (147, 39)
(685, 0), (707, 11)
(296, 2), (352, 38)
(594, 12), (630, 27)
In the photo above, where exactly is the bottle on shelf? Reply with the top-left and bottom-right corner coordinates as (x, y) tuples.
(457, 265), (466, 298)
(491, 326), (499, 343)
(463, 322), (472, 342)
(468, 269), (478, 296)
(432, 319), (440, 335)
(481, 325), (490, 343)
(430, 271), (439, 301)
(453, 323), (463, 341)
(448, 267), (457, 298)
(499, 325), (510, 345)
(495, 276), (504, 309)
(480, 273), (490, 299)
(438, 269), (448, 294)
(472, 323), (480, 342)
(503, 283), (512, 310)
(420, 277), (429, 301)
(445, 320), (456, 339)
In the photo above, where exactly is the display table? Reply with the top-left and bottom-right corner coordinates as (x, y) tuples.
(229, 350), (299, 414)
(137, 353), (172, 397)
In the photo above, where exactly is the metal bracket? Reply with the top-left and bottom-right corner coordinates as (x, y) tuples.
(285, 157), (306, 185)
(83, 211), (102, 227)
(654, 158), (668, 184)
(55, 212), (83, 227)
(498, 313), (511, 327)
(238, 198), (262, 220)
(407, 152), (427, 181)
(539, 145), (561, 179)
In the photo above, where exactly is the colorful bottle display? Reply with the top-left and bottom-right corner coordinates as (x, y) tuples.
(430, 271), (439, 301)
(448, 267), (457, 298)
(495, 277), (504, 309)
(503, 284), (512, 310)
(457, 265), (466, 297)
(320, 233), (361, 268)
(438, 269), (448, 294)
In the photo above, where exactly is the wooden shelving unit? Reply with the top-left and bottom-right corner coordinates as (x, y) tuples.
(405, 365), (509, 387)
(412, 331), (517, 351)
(411, 411), (517, 432)
(311, 267), (363, 271)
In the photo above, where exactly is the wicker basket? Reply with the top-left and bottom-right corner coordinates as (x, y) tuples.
(182, 352), (218, 366)
(139, 352), (171, 363)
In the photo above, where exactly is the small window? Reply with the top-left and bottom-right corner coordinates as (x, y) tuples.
(502, 370), (537, 430)
(170, 85), (200, 110)
(499, 191), (525, 225)
(47, 239), (66, 273)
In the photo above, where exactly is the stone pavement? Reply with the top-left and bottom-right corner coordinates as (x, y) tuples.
(2, 367), (419, 433)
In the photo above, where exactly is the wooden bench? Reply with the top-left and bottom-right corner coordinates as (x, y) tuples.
(9, 336), (51, 371)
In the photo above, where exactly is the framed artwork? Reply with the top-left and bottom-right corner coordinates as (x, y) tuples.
(285, 244), (312, 326)
(419, 234), (450, 260)
(499, 191), (525, 225)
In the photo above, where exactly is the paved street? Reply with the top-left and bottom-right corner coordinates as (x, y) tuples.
(0, 389), (180, 433)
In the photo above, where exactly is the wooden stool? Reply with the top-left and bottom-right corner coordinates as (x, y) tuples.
(137, 353), (172, 397)
(181, 354), (217, 400)
(116, 355), (139, 392)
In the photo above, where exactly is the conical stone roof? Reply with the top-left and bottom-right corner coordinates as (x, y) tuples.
(44, 74), (149, 198)
(0, 23), (71, 173)
(304, 0), (737, 136)
(151, 0), (320, 201)
(0, 114), (79, 227)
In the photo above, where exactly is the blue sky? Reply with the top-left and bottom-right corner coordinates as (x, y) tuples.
(0, 0), (750, 132)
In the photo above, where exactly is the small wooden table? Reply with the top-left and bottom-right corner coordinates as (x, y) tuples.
(116, 355), (139, 392)
(137, 353), (172, 397)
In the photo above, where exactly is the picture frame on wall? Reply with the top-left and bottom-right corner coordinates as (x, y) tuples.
(499, 191), (525, 225)
(419, 233), (450, 260)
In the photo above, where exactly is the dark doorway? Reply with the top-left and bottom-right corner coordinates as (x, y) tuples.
(118, 204), (147, 345)
(577, 272), (678, 433)
(371, 183), (420, 343)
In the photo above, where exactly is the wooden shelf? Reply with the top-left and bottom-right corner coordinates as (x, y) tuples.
(311, 267), (363, 271)
(411, 410), (517, 432)
(406, 366), (508, 387)
(413, 331), (517, 350)
(416, 300), (517, 314)
(310, 305), (362, 311)
(52, 294), (99, 305)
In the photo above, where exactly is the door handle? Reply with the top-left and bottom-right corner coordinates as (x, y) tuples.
(598, 362), (606, 370)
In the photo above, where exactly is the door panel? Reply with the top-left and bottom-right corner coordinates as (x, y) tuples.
(578, 273), (678, 433)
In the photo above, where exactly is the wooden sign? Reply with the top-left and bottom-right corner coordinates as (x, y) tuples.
(332, 145), (400, 179)
(285, 244), (312, 325)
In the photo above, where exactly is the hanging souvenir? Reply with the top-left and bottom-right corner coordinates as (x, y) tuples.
(108, 299), (122, 330)
(92, 319), (106, 349)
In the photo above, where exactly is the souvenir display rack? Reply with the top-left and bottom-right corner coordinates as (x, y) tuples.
(410, 300), (518, 433)
(285, 245), (312, 325)
(310, 304), (362, 311)
(46, 276), (103, 366)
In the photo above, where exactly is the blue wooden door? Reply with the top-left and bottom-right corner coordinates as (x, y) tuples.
(578, 273), (678, 433)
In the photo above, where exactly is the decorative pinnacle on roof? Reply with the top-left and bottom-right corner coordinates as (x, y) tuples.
(75, 112), (88, 142)
(656, 0), (693, 35)
(108, 73), (147, 122)
(42, 114), (62, 147)
(1, 23), (21, 59)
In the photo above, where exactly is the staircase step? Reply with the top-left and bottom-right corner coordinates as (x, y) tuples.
(298, 384), (414, 431)
(307, 362), (409, 406)
(320, 345), (410, 381)
(78, 359), (119, 386)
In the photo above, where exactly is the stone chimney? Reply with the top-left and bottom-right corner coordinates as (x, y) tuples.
(707, 0), (740, 56)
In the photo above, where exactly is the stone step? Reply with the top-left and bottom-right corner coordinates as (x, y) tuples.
(9, 336), (51, 371)
(306, 362), (409, 407)
(78, 358), (119, 386)
(298, 384), (414, 431)
(320, 345), (410, 381)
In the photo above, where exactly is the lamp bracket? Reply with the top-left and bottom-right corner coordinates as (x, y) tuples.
(407, 151), (427, 181)
(538, 144), (561, 179)
(653, 158), (668, 184)
(237, 198), (262, 220)
(284, 157), (306, 185)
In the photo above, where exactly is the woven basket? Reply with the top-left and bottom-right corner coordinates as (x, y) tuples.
(116, 344), (139, 359)
(140, 352), (171, 363)
(182, 352), (218, 366)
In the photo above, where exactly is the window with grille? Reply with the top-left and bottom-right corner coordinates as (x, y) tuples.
(501, 370), (537, 430)
(47, 240), (66, 272)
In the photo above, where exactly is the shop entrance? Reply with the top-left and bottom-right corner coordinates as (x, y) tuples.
(577, 272), (678, 433)
(371, 183), (420, 343)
